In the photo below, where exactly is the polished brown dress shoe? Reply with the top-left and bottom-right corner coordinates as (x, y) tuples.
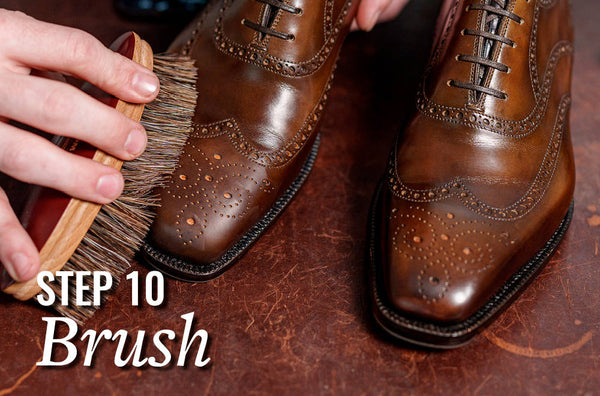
(369, 0), (575, 348)
(143, 0), (358, 280)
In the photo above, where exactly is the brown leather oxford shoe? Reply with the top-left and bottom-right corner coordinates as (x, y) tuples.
(143, 0), (358, 280)
(369, 0), (575, 348)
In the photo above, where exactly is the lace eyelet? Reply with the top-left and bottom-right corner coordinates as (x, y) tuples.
(295, 8), (303, 15)
(287, 34), (296, 41)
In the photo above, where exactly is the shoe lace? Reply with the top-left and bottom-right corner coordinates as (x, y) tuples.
(448, 0), (523, 100)
(241, 0), (303, 42)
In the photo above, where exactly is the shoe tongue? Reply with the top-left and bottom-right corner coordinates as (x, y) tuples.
(482, 1), (507, 58)
(257, 0), (282, 41)
(475, 0), (510, 96)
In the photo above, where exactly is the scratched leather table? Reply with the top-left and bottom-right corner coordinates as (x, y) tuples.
(0, 0), (598, 394)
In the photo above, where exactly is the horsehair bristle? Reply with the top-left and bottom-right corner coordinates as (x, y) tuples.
(47, 53), (198, 324)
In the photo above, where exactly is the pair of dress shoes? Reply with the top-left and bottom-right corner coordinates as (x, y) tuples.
(143, 0), (575, 348)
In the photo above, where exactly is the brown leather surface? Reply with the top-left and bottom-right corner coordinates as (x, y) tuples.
(372, 0), (575, 343)
(147, 0), (359, 271)
(0, 0), (598, 394)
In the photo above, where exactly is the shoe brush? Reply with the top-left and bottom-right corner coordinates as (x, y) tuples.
(1, 32), (197, 323)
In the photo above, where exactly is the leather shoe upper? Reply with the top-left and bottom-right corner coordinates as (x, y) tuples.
(149, 0), (358, 266)
(378, 0), (575, 322)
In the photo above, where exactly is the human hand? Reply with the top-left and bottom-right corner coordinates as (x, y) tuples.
(351, 0), (411, 32)
(0, 10), (159, 284)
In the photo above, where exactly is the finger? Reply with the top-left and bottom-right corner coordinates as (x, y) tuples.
(0, 73), (147, 161)
(0, 122), (124, 204)
(355, 0), (393, 31)
(351, 19), (360, 32)
(378, 0), (411, 24)
(0, 187), (39, 282)
(1, 10), (159, 103)
(355, 0), (410, 31)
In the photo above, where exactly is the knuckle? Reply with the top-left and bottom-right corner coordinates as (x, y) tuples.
(0, 142), (31, 175)
(39, 86), (72, 122)
(104, 58), (137, 92)
(102, 109), (135, 145)
(0, 9), (12, 26)
(95, 110), (134, 155)
(0, 190), (18, 238)
(0, 10), (35, 61)
(0, 10), (22, 36)
(9, 10), (33, 21)
(54, 159), (84, 197)
(64, 30), (98, 70)
(0, 217), (14, 237)
(377, 0), (392, 9)
(0, 209), (16, 233)
(0, 9), (26, 24)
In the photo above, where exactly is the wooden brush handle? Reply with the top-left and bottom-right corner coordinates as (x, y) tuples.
(3, 32), (154, 300)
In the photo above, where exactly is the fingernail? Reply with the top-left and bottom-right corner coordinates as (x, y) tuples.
(125, 127), (147, 157)
(1, 268), (14, 289)
(10, 253), (31, 281)
(366, 10), (382, 31)
(132, 72), (159, 97)
(96, 174), (122, 200)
